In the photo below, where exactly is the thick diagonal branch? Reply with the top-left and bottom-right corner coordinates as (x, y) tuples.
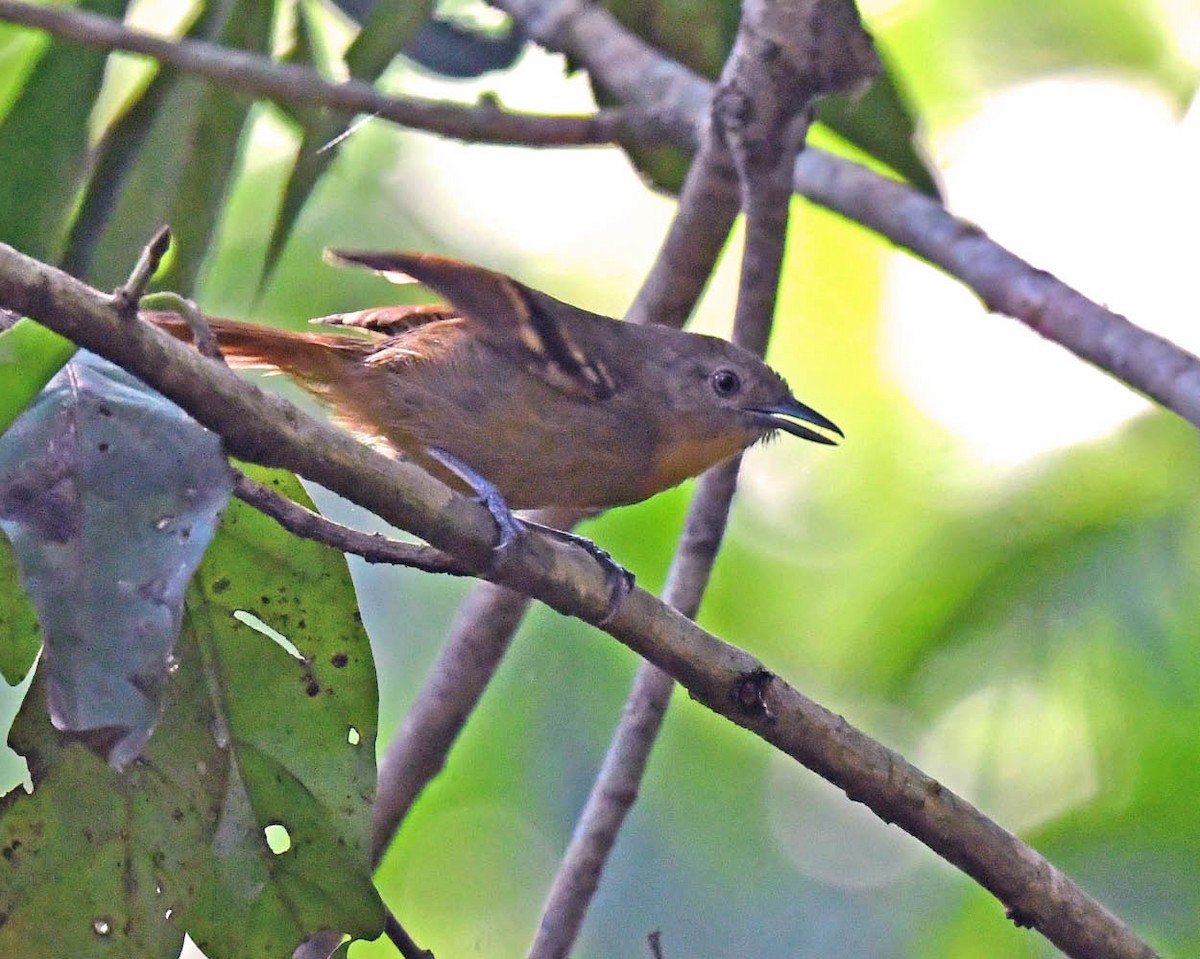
(0, 245), (1158, 959)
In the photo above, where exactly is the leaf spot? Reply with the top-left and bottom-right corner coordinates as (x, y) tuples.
(347, 726), (360, 746)
(92, 917), (112, 936)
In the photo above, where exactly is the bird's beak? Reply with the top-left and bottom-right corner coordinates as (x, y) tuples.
(748, 397), (843, 446)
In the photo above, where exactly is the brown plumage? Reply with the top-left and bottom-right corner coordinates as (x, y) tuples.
(144, 251), (840, 510)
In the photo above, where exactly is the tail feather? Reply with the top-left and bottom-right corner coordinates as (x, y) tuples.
(143, 311), (371, 387)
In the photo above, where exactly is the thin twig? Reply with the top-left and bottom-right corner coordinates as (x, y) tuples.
(141, 291), (224, 361)
(383, 906), (436, 959)
(111, 224), (171, 316)
(0, 243), (1160, 959)
(0, 0), (623, 149)
(233, 472), (469, 575)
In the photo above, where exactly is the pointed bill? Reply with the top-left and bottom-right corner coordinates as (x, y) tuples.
(748, 397), (843, 445)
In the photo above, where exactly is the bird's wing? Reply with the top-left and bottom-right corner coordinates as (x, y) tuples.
(325, 249), (617, 401)
(311, 302), (460, 335)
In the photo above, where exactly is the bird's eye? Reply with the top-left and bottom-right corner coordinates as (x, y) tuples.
(711, 368), (742, 397)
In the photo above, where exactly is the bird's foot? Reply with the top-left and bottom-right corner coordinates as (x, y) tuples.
(524, 520), (636, 624)
(426, 448), (634, 621)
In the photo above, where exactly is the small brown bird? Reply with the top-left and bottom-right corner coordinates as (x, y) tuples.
(146, 251), (840, 548)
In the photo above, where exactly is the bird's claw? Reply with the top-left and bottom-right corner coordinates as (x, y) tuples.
(523, 521), (635, 623)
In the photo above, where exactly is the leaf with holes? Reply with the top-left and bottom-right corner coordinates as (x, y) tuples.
(183, 465), (382, 955)
(0, 465), (381, 956)
(0, 353), (234, 768)
(0, 622), (229, 957)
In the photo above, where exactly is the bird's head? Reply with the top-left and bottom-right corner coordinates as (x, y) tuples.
(631, 331), (841, 499)
(658, 331), (841, 446)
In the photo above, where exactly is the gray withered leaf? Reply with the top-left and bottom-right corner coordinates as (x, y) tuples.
(0, 352), (233, 769)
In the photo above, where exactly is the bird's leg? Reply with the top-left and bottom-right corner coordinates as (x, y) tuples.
(426, 447), (524, 552)
(425, 447), (634, 621)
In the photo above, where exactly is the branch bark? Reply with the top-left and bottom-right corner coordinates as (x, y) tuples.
(0, 0), (622, 148)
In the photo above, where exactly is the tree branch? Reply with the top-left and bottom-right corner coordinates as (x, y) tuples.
(233, 471), (468, 575)
(0, 244), (1157, 958)
(0, 0), (622, 149)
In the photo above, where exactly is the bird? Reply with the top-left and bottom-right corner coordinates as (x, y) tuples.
(145, 250), (841, 557)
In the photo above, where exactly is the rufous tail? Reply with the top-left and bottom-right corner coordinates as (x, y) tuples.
(143, 311), (370, 389)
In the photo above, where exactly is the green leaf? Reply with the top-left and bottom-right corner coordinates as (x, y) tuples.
(0, 0), (132, 262)
(75, 0), (276, 293)
(0, 23), (48, 121)
(0, 319), (75, 434)
(0, 535), (40, 685)
(0, 465), (381, 955)
(0, 623), (227, 957)
(260, 0), (433, 288)
(815, 61), (941, 199)
(183, 465), (382, 954)
(0, 354), (234, 768)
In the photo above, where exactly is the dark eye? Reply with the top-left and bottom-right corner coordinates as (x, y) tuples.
(711, 368), (741, 397)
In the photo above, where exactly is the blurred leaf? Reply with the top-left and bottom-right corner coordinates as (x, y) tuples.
(954, 0), (1188, 101)
(0, 625), (226, 958)
(183, 465), (382, 955)
(74, 0), (275, 293)
(0, 354), (234, 769)
(0, 23), (47, 120)
(260, 0), (433, 288)
(0, 0), (131, 262)
(864, 417), (1200, 694)
(885, 0), (1195, 121)
(61, 0), (234, 283)
(817, 61), (941, 198)
(0, 318), (75, 434)
(404, 17), (525, 79)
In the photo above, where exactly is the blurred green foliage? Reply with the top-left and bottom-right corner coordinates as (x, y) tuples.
(0, 0), (1198, 956)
